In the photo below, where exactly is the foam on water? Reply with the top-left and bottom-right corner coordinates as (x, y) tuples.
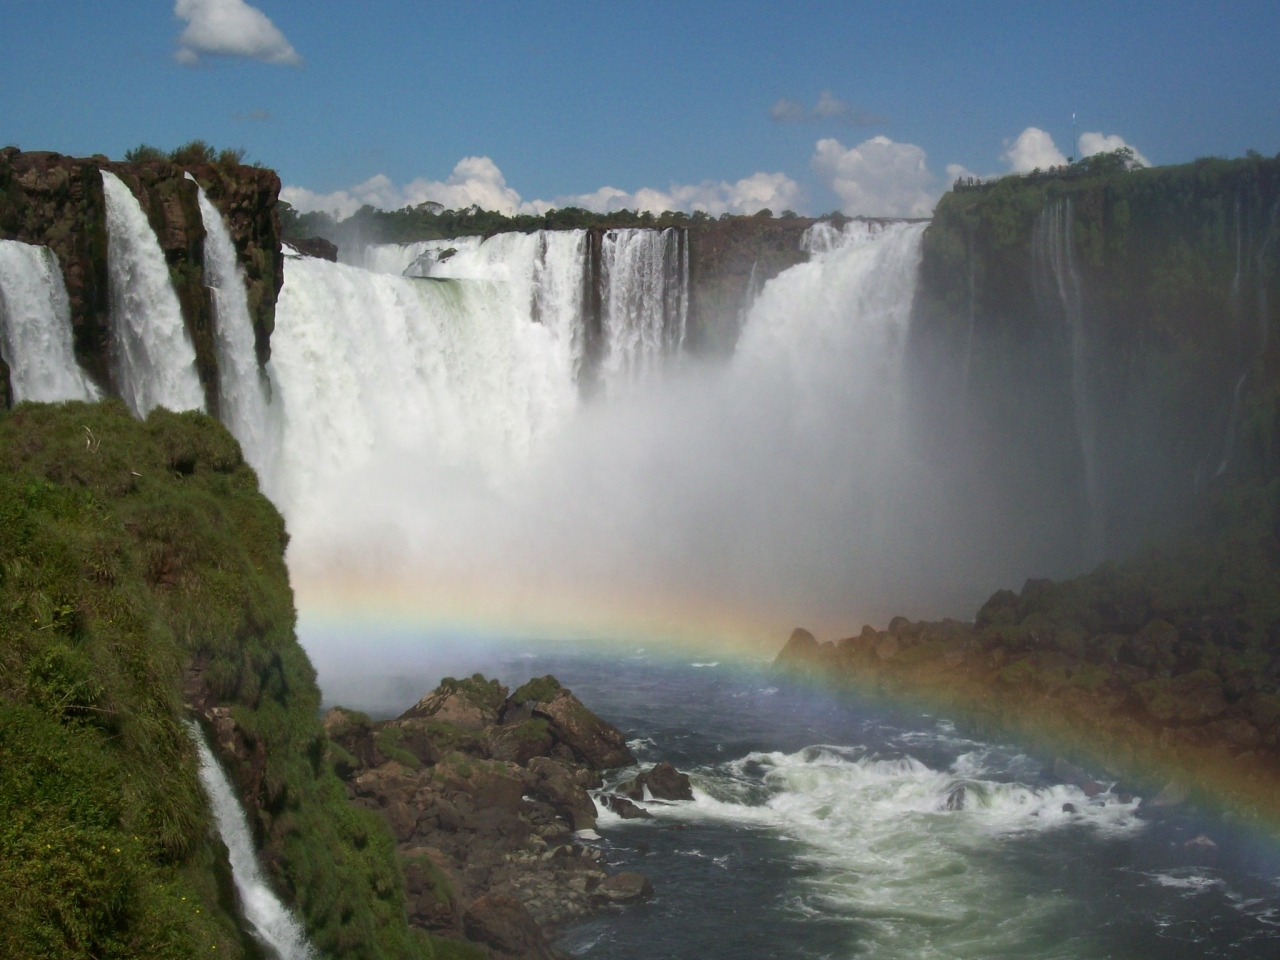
(0, 239), (99, 402)
(600, 740), (1142, 958)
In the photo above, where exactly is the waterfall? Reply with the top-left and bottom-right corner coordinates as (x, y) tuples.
(101, 170), (205, 417)
(193, 181), (276, 481)
(187, 722), (313, 959)
(598, 227), (688, 387)
(267, 247), (584, 514)
(0, 239), (99, 402)
(1033, 199), (1104, 561)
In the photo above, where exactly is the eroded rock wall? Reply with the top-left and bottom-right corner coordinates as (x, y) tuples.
(0, 149), (283, 411)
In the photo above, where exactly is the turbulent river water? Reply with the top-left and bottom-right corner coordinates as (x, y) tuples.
(316, 641), (1280, 960)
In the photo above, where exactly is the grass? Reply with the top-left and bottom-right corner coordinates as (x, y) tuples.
(0, 400), (433, 959)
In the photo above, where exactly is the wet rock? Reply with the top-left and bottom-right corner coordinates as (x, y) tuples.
(526, 756), (598, 831)
(463, 895), (559, 960)
(1062, 803), (1078, 814)
(286, 236), (337, 260)
(596, 872), (653, 904)
(601, 794), (652, 819)
(619, 761), (694, 802)
(944, 785), (966, 810)
(526, 687), (634, 770)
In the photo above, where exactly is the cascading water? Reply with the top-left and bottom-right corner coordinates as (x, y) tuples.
(0, 239), (100, 402)
(282, 220), (936, 642)
(1033, 199), (1104, 561)
(267, 243), (583, 515)
(101, 170), (205, 417)
(193, 181), (276, 482)
(186, 721), (314, 960)
(598, 228), (687, 386)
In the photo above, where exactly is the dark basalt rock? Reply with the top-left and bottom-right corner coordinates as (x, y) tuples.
(463, 894), (559, 960)
(331, 673), (658, 953)
(620, 761), (694, 802)
(0, 148), (284, 407)
(286, 236), (338, 261)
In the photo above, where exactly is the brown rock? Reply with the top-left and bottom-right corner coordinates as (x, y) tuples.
(532, 690), (634, 770)
(601, 794), (652, 819)
(640, 762), (694, 801)
(596, 872), (653, 904)
(463, 895), (559, 960)
(526, 756), (598, 831)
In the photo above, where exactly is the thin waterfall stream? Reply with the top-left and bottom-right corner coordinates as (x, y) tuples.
(187, 721), (315, 960)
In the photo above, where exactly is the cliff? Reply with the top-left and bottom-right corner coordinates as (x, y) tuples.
(910, 152), (1280, 568)
(0, 401), (430, 959)
(0, 149), (284, 410)
(778, 152), (1280, 822)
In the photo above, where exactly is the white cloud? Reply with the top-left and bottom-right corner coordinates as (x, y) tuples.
(556, 171), (803, 216)
(283, 160), (803, 220)
(1000, 127), (1068, 173)
(174, 0), (301, 66)
(811, 136), (937, 217)
(769, 98), (807, 123)
(1078, 131), (1149, 167)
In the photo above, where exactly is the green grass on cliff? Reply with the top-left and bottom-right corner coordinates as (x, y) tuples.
(0, 401), (431, 959)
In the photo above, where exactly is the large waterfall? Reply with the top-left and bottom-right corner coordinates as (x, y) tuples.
(279, 220), (935, 642)
(187, 722), (314, 960)
(101, 170), (206, 417)
(0, 239), (99, 402)
(193, 181), (276, 481)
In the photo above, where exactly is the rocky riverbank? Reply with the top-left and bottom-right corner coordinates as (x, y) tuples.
(775, 482), (1280, 821)
(325, 673), (687, 958)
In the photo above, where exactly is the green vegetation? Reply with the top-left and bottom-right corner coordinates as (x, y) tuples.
(510, 675), (562, 705)
(0, 401), (432, 959)
(124, 140), (251, 169)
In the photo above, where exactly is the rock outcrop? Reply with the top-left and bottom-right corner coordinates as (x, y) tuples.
(326, 674), (652, 951)
(0, 148), (283, 409)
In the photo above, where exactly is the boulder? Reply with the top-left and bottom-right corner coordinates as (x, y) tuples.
(641, 761), (694, 801)
(531, 689), (635, 770)
(596, 872), (653, 904)
(463, 895), (559, 960)
(601, 794), (651, 819)
(526, 756), (598, 831)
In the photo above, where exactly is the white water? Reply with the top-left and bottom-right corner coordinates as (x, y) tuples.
(187, 721), (314, 960)
(101, 171), (206, 417)
(282, 221), (935, 641)
(0, 240), (99, 402)
(268, 249), (582, 513)
(599, 740), (1141, 960)
(598, 228), (687, 386)
(1034, 200), (1104, 561)
(194, 182), (276, 481)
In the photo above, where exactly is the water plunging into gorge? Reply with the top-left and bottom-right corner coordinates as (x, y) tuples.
(100, 171), (206, 417)
(0, 239), (99, 402)
(187, 723), (315, 960)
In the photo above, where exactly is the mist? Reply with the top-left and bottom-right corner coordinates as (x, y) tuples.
(264, 220), (1058, 657)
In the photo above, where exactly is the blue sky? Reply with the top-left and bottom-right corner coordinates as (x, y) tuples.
(3, 1), (1278, 217)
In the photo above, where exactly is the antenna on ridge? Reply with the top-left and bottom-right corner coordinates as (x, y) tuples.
(1070, 111), (1077, 163)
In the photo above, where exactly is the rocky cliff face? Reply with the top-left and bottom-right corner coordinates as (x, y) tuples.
(909, 154), (1280, 568)
(0, 149), (283, 411)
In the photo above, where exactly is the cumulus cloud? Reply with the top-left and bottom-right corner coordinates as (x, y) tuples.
(554, 171), (802, 216)
(1000, 127), (1068, 173)
(1078, 131), (1149, 166)
(174, 0), (301, 66)
(283, 160), (803, 220)
(770, 91), (886, 127)
(811, 136), (937, 217)
(281, 157), (532, 219)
